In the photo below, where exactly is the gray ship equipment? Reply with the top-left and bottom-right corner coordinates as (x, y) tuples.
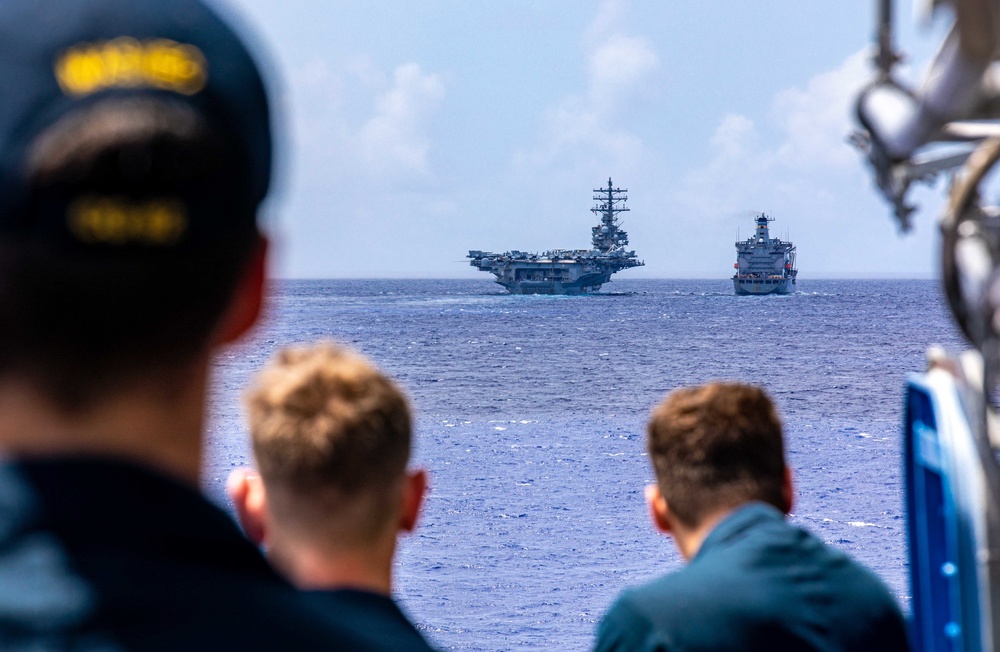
(732, 213), (798, 295)
(467, 178), (644, 295)
(853, 1), (1000, 650)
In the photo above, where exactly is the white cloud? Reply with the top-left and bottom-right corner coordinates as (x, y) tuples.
(513, 0), (658, 178)
(358, 63), (445, 181)
(679, 49), (871, 216)
(285, 58), (444, 189)
(660, 48), (938, 278)
(772, 50), (870, 170)
(589, 35), (657, 95)
(584, 0), (627, 47)
(587, 34), (658, 114)
(709, 114), (759, 163)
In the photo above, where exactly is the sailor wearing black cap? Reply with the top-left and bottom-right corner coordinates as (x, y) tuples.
(0, 1), (421, 649)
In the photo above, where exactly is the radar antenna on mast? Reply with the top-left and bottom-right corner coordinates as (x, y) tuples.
(591, 178), (632, 253)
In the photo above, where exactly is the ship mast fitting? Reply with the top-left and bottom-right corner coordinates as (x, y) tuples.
(591, 177), (631, 253)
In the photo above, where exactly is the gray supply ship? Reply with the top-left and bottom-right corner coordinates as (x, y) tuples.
(468, 179), (644, 294)
(732, 213), (797, 295)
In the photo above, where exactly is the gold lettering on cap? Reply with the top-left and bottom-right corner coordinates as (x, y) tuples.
(68, 196), (188, 246)
(55, 38), (207, 96)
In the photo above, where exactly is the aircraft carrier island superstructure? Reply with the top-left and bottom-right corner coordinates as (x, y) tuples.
(468, 179), (644, 295)
(732, 213), (797, 295)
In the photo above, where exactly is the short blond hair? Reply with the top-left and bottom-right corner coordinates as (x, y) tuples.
(245, 342), (411, 538)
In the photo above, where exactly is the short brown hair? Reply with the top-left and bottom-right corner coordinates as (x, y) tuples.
(245, 342), (412, 541)
(647, 382), (786, 528)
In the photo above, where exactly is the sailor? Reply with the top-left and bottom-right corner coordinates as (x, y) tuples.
(0, 0), (397, 648)
(594, 383), (909, 652)
(228, 342), (436, 651)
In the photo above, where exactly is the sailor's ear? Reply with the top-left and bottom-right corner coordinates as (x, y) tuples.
(227, 468), (268, 545)
(646, 484), (672, 534)
(781, 466), (795, 516)
(215, 235), (268, 345)
(399, 468), (428, 534)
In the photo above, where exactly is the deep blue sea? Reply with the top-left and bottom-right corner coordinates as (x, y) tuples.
(201, 278), (964, 651)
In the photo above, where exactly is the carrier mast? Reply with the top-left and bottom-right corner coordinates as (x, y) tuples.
(591, 178), (631, 253)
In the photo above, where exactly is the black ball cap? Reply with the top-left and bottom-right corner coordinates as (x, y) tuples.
(0, 0), (273, 250)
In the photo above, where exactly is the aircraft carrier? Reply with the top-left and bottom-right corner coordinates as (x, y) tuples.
(468, 179), (644, 295)
(732, 213), (797, 295)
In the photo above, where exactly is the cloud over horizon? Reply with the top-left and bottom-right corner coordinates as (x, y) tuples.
(359, 63), (445, 183)
(678, 49), (871, 219)
(229, 0), (941, 278)
(512, 0), (658, 181)
(286, 57), (445, 191)
(657, 48), (937, 277)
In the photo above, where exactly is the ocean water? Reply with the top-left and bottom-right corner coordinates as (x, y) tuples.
(202, 278), (965, 651)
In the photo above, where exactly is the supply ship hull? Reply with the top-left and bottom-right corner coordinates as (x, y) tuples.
(732, 213), (797, 295)
(468, 179), (643, 295)
(733, 277), (796, 295)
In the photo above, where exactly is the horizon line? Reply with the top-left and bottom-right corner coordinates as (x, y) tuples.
(269, 275), (939, 281)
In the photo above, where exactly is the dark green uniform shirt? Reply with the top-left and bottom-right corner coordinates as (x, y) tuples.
(595, 503), (910, 652)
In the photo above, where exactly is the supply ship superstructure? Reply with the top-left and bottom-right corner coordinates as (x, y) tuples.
(732, 213), (797, 295)
(468, 179), (643, 295)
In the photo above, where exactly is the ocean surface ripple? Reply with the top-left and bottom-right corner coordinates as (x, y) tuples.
(203, 278), (963, 651)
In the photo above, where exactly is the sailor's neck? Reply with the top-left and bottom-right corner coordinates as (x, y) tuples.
(0, 364), (209, 486)
(672, 508), (737, 561)
(268, 532), (398, 596)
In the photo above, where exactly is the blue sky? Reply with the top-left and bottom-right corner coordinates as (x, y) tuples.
(225, 0), (951, 279)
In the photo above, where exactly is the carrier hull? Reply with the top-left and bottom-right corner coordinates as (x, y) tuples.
(492, 266), (612, 295)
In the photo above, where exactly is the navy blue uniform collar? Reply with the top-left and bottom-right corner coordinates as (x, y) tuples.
(0, 455), (273, 574)
(693, 502), (786, 562)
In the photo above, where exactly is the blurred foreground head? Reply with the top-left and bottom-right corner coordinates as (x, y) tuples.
(0, 0), (273, 410)
(244, 342), (416, 548)
(647, 382), (789, 529)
